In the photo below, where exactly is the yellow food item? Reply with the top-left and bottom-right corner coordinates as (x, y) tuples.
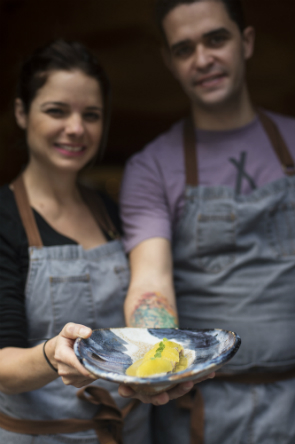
(175, 355), (188, 372)
(136, 357), (174, 377)
(126, 338), (188, 377)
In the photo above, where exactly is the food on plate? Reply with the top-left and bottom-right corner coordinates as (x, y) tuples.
(126, 338), (188, 377)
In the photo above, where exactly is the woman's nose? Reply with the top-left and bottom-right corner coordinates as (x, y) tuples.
(65, 114), (85, 137)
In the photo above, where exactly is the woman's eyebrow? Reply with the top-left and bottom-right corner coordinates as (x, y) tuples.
(40, 102), (103, 110)
(85, 106), (103, 111)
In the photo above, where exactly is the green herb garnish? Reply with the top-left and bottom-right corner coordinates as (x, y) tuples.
(154, 341), (166, 358)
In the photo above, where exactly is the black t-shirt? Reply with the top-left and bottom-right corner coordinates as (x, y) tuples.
(0, 184), (122, 349)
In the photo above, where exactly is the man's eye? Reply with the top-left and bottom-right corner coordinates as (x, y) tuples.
(46, 108), (64, 117)
(83, 112), (101, 122)
(174, 46), (194, 58)
(208, 35), (227, 47)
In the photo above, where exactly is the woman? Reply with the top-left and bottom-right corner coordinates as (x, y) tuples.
(0, 40), (150, 444)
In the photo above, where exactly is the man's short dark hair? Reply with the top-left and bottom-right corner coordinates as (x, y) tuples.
(155, 0), (246, 39)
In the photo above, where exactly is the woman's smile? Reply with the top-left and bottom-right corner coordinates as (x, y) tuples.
(53, 142), (86, 156)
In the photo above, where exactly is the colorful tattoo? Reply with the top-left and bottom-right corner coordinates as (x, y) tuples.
(130, 292), (178, 328)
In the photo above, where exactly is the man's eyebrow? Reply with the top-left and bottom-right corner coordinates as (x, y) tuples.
(170, 27), (231, 52)
(203, 27), (232, 38)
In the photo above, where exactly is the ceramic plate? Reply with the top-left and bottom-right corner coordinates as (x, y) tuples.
(74, 328), (241, 395)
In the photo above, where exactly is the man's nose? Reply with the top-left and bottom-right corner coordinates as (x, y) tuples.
(193, 45), (214, 70)
(65, 114), (85, 137)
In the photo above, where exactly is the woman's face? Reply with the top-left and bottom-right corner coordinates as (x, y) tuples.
(15, 69), (104, 173)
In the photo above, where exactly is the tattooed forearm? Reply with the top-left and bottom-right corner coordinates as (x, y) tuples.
(129, 292), (178, 328)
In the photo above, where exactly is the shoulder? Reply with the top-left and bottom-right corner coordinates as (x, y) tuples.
(0, 184), (20, 222)
(0, 183), (26, 250)
(263, 110), (295, 159)
(263, 109), (295, 139)
(0, 183), (14, 204)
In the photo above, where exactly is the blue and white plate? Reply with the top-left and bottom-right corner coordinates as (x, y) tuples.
(74, 328), (241, 395)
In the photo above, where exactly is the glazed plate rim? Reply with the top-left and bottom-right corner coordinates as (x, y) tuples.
(74, 327), (241, 386)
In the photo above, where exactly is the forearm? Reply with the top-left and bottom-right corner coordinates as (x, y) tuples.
(125, 290), (178, 328)
(0, 339), (58, 395)
(124, 239), (179, 328)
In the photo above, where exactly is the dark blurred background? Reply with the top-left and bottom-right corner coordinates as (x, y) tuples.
(1, 0), (295, 200)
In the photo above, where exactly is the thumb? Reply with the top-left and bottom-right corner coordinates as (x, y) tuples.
(61, 323), (92, 340)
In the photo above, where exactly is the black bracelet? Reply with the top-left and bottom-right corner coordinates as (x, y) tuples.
(43, 339), (58, 373)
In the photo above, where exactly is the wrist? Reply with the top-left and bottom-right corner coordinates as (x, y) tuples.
(43, 337), (58, 372)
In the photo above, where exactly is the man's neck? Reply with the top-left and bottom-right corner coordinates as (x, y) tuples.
(191, 88), (256, 131)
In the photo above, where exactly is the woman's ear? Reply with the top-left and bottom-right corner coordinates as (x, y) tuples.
(15, 98), (27, 129)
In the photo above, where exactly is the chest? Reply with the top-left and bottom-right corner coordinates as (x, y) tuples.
(34, 203), (107, 249)
(173, 176), (295, 275)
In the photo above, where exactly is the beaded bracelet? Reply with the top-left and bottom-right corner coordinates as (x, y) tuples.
(43, 339), (58, 373)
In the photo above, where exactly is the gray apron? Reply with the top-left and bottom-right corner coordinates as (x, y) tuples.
(153, 111), (295, 444)
(0, 176), (150, 444)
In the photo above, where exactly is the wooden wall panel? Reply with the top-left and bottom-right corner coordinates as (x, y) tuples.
(0, 0), (294, 188)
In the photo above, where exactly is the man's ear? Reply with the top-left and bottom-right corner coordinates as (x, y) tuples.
(15, 98), (28, 130)
(242, 26), (255, 60)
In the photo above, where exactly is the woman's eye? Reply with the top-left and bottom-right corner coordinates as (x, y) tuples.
(83, 112), (101, 122)
(46, 108), (64, 117)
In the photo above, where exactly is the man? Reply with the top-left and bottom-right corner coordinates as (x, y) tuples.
(119, 0), (295, 443)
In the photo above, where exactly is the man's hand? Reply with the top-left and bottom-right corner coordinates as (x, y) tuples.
(118, 372), (215, 405)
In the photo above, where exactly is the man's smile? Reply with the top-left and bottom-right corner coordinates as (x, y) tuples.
(193, 73), (227, 88)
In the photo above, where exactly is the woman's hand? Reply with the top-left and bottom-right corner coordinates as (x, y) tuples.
(118, 372), (215, 406)
(48, 323), (97, 388)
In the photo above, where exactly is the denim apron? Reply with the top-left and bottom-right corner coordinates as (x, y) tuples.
(153, 111), (295, 444)
(0, 176), (150, 444)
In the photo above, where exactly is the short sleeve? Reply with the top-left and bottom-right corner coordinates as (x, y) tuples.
(120, 148), (172, 253)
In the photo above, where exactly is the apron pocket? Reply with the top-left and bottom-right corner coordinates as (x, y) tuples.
(196, 210), (236, 273)
(267, 202), (295, 257)
(50, 274), (96, 335)
(114, 265), (130, 291)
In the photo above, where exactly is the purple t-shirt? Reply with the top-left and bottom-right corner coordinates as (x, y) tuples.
(120, 111), (295, 253)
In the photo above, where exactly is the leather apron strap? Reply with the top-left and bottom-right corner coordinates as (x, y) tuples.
(183, 110), (295, 186)
(0, 386), (139, 443)
(257, 110), (295, 176)
(11, 175), (43, 248)
(79, 185), (120, 240)
(183, 117), (199, 186)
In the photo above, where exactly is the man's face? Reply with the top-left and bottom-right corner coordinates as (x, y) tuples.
(162, 0), (254, 110)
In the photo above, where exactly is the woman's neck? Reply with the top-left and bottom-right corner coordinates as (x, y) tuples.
(22, 161), (81, 207)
